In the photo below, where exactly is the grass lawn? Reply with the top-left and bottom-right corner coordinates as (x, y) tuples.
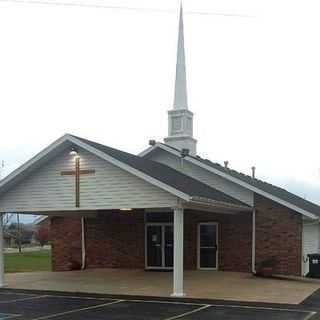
(5, 249), (51, 273)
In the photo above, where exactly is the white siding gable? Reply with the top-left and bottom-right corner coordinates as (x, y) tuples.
(146, 149), (254, 206)
(0, 149), (178, 213)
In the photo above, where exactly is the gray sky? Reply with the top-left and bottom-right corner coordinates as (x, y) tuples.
(0, 0), (319, 218)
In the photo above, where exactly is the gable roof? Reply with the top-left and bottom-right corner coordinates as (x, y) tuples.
(71, 135), (249, 209)
(0, 134), (250, 212)
(140, 143), (320, 219)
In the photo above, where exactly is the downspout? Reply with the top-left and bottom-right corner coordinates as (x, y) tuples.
(81, 217), (86, 270)
(251, 208), (256, 274)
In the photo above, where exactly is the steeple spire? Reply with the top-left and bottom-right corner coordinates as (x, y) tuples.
(174, 3), (188, 110)
(164, 3), (197, 156)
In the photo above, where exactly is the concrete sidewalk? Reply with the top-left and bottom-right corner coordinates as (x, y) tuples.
(5, 269), (320, 304)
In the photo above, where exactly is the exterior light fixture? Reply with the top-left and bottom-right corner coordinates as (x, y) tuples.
(69, 148), (78, 156)
(120, 208), (132, 212)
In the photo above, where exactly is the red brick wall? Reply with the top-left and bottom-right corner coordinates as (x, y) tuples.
(51, 217), (82, 271)
(51, 200), (302, 276)
(51, 209), (252, 272)
(254, 194), (302, 276)
(51, 210), (145, 271)
(85, 210), (145, 269)
(184, 210), (252, 272)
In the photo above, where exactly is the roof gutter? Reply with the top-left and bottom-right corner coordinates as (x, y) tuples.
(189, 196), (252, 212)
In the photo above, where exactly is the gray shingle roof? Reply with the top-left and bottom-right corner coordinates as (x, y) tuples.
(72, 135), (249, 208)
(153, 143), (320, 217)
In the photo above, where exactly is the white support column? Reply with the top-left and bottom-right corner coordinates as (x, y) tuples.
(171, 207), (185, 297)
(0, 214), (4, 287)
(251, 208), (256, 274)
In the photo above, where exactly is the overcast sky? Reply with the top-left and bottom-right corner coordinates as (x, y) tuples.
(0, 0), (319, 220)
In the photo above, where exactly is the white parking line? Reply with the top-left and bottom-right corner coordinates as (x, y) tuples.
(128, 300), (316, 320)
(31, 300), (124, 320)
(163, 305), (211, 320)
(208, 303), (315, 314)
(0, 291), (37, 296)
(128, 298), (206, 306)
(303, 311), (317, 320)
(34, 294), (117, 301)
(0, 295), (48, 304)
(0, 291), (317, 320)
(0, 313), (23, 320)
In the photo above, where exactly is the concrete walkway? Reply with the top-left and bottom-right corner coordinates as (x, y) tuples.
(5, 269), (320, 304)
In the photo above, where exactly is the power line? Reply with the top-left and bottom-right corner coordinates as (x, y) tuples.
(0, 0), (253, 18)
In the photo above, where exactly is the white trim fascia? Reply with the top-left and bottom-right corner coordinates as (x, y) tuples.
(0, 134), (71, 191)
(0, 205), (174, 214)
(146, 144), (318, 220)
(139, 142), (174, 158)
(68, 136), (190, 202)
(138, 145), (157, 157)
(8, 211), (98, 217)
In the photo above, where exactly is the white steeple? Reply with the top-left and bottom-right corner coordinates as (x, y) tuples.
(174, 3), (188, 110)
(164, 3), (197, 156)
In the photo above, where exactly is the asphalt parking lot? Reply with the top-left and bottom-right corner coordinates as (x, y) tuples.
(0, 289), (317, 320)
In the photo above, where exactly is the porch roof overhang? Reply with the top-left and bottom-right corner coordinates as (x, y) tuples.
(186, 196), (252, 214)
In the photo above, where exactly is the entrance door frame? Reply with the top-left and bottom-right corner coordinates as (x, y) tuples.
(197, 222), (219, 270)
(145, 222), (173, 270)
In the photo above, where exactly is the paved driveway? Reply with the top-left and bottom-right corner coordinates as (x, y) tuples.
(0, 289), (317, 320)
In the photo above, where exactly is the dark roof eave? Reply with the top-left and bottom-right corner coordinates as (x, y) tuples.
(189, 196), (252, 212)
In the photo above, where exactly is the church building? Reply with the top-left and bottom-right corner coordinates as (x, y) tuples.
(0, 6), (319, 297)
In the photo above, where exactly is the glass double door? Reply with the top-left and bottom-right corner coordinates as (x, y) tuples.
(146, 224), (173, 269)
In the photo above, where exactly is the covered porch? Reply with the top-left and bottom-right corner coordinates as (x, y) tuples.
(47, 203), (254, 297)
(5, 268), (320, 304)
(0, 135), (256, 297)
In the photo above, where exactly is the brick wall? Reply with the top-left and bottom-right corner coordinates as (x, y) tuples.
(85, 210), (145, 269)
(51, 200), (302, 275)
(184, 210), (252, 272)
(255, 194), (302, 276)
(51, 217), (82, 271)
(51, 209), (252, 273)
(51, 210), (145, 271)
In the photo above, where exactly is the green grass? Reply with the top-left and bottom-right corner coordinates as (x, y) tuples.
(5, 249), (51, 273)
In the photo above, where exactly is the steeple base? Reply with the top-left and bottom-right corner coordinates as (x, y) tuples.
(164, 135), (197, 156)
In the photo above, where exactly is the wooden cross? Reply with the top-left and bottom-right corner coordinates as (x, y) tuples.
(61, 156), (95, 208)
